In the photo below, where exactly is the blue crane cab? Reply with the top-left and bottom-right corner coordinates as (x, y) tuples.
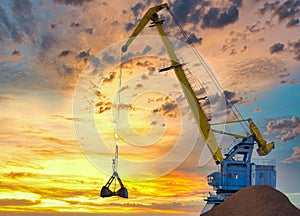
(201, 136), (276, 214)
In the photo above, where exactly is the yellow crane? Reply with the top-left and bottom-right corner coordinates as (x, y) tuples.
(116, 3), (276, 213)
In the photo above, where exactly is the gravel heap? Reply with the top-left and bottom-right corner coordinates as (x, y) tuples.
(202, 185), (300, 216)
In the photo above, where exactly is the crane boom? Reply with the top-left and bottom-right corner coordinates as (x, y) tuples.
(121, 3), (169, 53)
(121, 3), (223, 164)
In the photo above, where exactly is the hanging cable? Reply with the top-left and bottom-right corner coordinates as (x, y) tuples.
(112, 52), (123, 174)
(100, 52), (128, 199)
(167, 8), (249, 134)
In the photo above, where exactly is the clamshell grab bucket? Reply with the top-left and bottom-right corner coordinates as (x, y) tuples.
(100, 172), (128, 198)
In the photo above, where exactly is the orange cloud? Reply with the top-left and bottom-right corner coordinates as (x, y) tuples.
(254, 108), (262, 112)
(3, 171), (37, 180)
(0, 198), (41, 206)
(50, 115), (80, 121)
(282, 146), (300, 164)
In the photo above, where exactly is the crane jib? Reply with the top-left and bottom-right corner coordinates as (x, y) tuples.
(121, 3), (224, 164)
(121, 4), (275, 164)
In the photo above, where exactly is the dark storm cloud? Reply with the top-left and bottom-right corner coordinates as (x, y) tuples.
(70, 21), (94, 35)
(186, 8), (205, 24)
(85, 27), (93, 34)
(152, 97), (178, 118)
(269, 43), (284, 54)
(70, 22), (81, 27)
(259, 0), (300, 25)
(187, 33), (203, 44)
(136, 60), (152, 67)
(77, 50), (91, 62)
(126, 0), (241, 31)
(288, 39), (300, 60)
(171, 0), (242, 28)
(202, 6), (239, 28)
(131, 2), (145, 17)
(161, 101), (177, 114)
(53, 0), (93, 7)
(246, 22), (265, 33)
(111, 20), (119, 26)
(224, 90), (236, 100)
(59, 50), (71, 57)
(286, 18), (299, 27)
(101, 51), (116, 64)
(170, 0), (202, 24)
(89, 56), (101, 74)
(275, 0), (300, 22)
(125, 22), (135, 31)
(170, 0), (229, 27)
(259, 1), (280, 15)
(267, 39), (300, 60)
(127, 0), (163, 19)
(121, 51), (135, 62)
(11, 50), (22, 57)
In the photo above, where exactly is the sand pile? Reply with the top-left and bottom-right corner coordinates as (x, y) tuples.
(202, 185), (300, 216)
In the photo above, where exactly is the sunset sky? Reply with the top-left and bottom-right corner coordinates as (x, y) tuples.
(0, 0), (300, 215)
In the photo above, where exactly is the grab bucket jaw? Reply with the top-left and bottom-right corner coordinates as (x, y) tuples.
(100, 172), (128, 198)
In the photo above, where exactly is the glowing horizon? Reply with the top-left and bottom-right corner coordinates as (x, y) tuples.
(0, 0), (299, 215)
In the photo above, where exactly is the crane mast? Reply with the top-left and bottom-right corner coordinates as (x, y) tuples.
(122, 3), (223, 165)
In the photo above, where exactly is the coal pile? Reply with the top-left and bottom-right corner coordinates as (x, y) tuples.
(202, 185), (300, 216)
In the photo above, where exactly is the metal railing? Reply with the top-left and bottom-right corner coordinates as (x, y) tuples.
(252, 158), (276, 166)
